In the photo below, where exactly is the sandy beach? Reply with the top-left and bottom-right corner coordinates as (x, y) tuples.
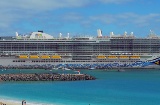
(0, 102), (22, 105)
(0, 100), (54, 105)
(0, 102), (21, 105)
(0, 100), (21, 105)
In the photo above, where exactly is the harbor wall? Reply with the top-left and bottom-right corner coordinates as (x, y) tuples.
(0, 73), (96, 82)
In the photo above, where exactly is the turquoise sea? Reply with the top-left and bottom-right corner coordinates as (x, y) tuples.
(0, 69), (160, 105)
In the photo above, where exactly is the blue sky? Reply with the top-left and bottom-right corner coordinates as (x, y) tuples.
(0, 0), (160, 37)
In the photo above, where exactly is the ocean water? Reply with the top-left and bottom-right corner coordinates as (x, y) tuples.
(0, 69), (160, 105)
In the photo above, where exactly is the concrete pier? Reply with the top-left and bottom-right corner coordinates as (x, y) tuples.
(0, 73), (96, 81)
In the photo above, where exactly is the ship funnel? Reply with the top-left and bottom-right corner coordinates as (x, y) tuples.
(97, 29), (102, 37)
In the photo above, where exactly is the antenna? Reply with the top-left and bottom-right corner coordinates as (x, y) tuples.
(15, 32), (19, 37)
(110, 32), (114, 37)
(124, 31), (127, 36)
(59, 33), (62, 38)
(97, 29), (102, 37)
(149, 30), (156, 38)
(67, 33), (69, 38)
(150, 30), (154, 35)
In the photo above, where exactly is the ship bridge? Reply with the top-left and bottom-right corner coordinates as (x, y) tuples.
(72, 36), (94, 40)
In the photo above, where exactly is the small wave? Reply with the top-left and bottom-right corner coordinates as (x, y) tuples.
(0, 98), (61, 105)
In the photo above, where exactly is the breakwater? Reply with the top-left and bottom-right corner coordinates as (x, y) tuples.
(0, 73), (96, 81)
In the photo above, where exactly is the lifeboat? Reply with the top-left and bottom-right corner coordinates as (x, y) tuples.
(41, 55), (50, 59)
(51, 55), (61, 59)
(119, 56), (129, 59)
(19, 55), (28, 59)
(108, 55), (117, 59)
(130, 56), (140, 59)
(30, 55), (39, 59)
(97, 55), (106, 59)
(155, 61), (160, 65)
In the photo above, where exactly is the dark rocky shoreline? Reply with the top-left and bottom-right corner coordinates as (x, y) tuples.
(0, 73), (96, 82)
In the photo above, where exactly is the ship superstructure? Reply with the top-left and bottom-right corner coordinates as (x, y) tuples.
(0, 30), (160, 69)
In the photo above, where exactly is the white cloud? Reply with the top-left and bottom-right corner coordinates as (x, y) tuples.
(0, 0), (89, 11)
(0, 0), (133, 28)
(61, 13), (83, 22)
(89, 13), (160, 27)
(0, 0), (158, 35)
(99, 0), (132, 4)
(0, 0), (90, 28)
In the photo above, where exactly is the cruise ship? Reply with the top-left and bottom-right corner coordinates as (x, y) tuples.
(0, 30), (159, 69)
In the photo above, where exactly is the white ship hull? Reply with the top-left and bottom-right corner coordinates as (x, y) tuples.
(0, 55), (159, 69)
